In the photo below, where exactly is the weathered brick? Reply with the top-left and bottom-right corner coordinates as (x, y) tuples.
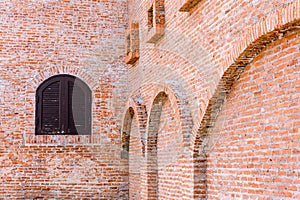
(1, 0), (300, 199)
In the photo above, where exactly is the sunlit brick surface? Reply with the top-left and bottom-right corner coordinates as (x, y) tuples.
(0, 0), (299, 199)
(207, 32), (300, 199)
(0, 0), (129, 199)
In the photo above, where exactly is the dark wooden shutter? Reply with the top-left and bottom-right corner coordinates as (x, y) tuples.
(35, 74), (91, 135)
(42, 81), (61, 133)
(67, 78), (91, 135)
(35, 80), (61, 134)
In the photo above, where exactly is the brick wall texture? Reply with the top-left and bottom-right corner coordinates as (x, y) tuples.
(0, 0), (299, 199)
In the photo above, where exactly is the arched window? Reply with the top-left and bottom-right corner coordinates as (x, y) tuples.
(35, 74), (92, 135)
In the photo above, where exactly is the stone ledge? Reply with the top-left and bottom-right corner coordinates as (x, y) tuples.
(145, 25), (164, 43)
(179, 0), (202, 12)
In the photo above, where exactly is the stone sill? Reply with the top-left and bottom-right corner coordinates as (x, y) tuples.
(125, 49), (139, 64)
(145, 25), (164, 43)
(24, 134), (99, 145)
(179, 0), (202, 12)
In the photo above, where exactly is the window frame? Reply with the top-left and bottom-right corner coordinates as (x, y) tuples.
(35, 74), (92, 135)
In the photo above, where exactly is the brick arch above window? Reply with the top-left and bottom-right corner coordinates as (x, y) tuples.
(24, 66), (100, 145)
(31, 66), (99, 91)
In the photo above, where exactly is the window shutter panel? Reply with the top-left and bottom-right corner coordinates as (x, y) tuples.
(41, 81), (61, 134)
(67, 80), (87, 134)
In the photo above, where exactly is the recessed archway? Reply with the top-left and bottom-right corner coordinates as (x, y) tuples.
(146, 92), (168, 199)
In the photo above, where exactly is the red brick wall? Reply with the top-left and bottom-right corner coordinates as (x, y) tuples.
(127, 0), (299, 128)
(126, 0), (300, 199)
(157, 97), (183, 199)
(206, 32), (300, 199)
(0, 0), (299, 199)
(128, 111), (142, 200)
(0, 145), (128, 199)
(142, 92), (183, 199)
(0, 0), (129, 199)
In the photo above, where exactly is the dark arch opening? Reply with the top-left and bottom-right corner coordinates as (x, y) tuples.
(121, 107), (135, 159)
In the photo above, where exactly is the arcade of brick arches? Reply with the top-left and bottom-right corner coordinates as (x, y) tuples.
(0, 0), (299, 199)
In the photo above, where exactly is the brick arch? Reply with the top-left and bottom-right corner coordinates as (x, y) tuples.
(120, 106), (139, 200)
(121, 107), (134, 159)
(122, 96), (148, 200)
(129, 81), (193, 150)
(191, 1), (300, 149)
(142, 82), (193, 199)
(146, 91), (168, 200)
(139, 46), (211, 127)
(146, 82), (193, 148)
(122, 97), (148, 156)
(30, 65), (99, 91)
(192, 3), (300, 199)
(24, 65), (100, 145)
